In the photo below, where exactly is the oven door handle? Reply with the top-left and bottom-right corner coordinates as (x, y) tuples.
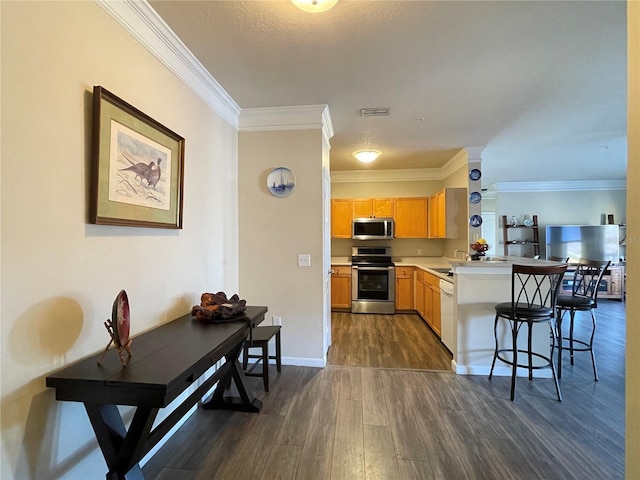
(352, 266), (395, 271)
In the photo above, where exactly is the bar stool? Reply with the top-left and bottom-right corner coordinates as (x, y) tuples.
(556, 258), (610, 381)
(242, 325), (281, 392)
(489, 263), (567, 401)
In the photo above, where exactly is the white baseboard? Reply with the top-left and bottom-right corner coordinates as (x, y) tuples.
(455, 363), (552, 378)
(241, 355), (326, 368)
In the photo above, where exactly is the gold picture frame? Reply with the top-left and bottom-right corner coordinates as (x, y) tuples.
(90, 86), (184, 229)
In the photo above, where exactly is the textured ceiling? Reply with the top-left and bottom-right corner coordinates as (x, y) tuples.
(149, 0), (627, 187)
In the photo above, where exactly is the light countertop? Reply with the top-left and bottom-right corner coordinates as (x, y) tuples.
(331, 256), (455, 281)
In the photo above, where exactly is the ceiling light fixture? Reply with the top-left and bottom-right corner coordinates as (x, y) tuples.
(291, 0), (338, 13)
(354, 150), (381, 163)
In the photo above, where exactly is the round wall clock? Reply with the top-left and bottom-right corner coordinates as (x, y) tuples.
(267, 167), (296, 197)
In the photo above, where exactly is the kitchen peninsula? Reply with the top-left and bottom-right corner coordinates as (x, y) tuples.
(331, 255), (563, 378)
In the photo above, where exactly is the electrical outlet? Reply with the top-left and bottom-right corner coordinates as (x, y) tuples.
(297, 253), (311, 267)
(272, 316), (282, 326)
(417, 249), (422, 255)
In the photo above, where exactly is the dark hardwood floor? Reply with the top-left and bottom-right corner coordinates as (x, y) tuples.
(327, 312), (453, 370)
(142, 300), (625, 479)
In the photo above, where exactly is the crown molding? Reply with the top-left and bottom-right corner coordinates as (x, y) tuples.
(331, 168), (442, 183)
(492, 179), (627, 192)
(95, 0), (240, 128)
(240, 105), (334, 144)
(441, 148), (469, 178)
(332, 149), (468, 183)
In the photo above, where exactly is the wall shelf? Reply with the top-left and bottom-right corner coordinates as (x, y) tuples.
(502, 214), (540, 257)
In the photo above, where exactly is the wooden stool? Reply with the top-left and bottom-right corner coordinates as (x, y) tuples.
(242, 325), (281, 392)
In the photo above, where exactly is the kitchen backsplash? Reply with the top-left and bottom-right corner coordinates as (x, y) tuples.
(331, 238), (445, 257)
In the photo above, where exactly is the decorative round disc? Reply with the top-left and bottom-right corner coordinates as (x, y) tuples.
(112, 290), (130, 347)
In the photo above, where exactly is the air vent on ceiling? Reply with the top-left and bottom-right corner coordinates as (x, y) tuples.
(360, 108), (390, 117)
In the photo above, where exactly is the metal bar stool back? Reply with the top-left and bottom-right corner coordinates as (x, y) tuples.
(556, 258), (610, 381)
(489, 263), (567, 401)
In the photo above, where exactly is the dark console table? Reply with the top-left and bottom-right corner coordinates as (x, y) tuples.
(46, 305), (268, 480)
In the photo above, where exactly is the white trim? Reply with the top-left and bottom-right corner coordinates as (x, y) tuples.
(331, 168), (442, 183)
(281, 356), (326, 368)
(493, 179), (627, 192)
(454, 364), (552, 378)
(239, 105), (334, 143)
(441, 148), (470, 178)
(95, 0), (240, 127)
(465, 146), (485, 161)
(332, 149), (470, 183)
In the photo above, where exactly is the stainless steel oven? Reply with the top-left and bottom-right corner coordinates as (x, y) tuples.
(351, 246), (395, 314)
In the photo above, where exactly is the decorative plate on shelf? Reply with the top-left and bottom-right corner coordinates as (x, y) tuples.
(469, 191), (482, 204)
(523, 218), (534, 227)
(469, 168), (482, 181)
(469, 214), (483, 227)
(111, 289), (130, 347)
(267, 167), (296, 197)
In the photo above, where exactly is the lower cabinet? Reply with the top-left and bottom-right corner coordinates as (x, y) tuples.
(395, 266), (414, 311)
(427, 274), (442, 336)
(415, 269), (441, 337)
(415, 269), (425, 317)
(331, 265), (351, 310)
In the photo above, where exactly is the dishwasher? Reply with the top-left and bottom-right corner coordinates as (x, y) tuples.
(439, 278), (455, 354)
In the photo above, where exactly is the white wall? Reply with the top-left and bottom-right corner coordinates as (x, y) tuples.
(1, 2), (238, 478)
(496, 189), (627, 257)
(238, 129), (326, 365)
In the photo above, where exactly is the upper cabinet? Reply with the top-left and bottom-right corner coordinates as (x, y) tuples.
(331, 198), (352, 238)
(352, 198), (394, 218)
(427, 188), (467, 239)
(394, 197), (428, 238)
(332, 192), (464, 240)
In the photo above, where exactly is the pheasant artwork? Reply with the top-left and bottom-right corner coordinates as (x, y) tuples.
(120, 155), (162, 189)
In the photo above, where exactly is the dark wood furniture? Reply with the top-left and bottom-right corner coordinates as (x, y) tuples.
(46, 305), (267, 480)
(502, 214), (540, 257)
(242, 325), (282, 392)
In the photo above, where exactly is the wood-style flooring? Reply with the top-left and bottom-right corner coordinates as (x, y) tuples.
(142, 300), (625, 479)
(327, 312), (453, 370)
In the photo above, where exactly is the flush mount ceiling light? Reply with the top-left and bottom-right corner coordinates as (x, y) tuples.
(291, 0), (338, 13)
(354, 150), (381, 163)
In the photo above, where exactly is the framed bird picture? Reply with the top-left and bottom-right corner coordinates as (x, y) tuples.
(90, 86), (185, 228)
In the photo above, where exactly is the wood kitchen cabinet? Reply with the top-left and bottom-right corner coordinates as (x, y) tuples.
(331, 265), (351, 310)
(395, 266), (414, 311)
(331, 199), (352, 238)
(415, 269), (425, 317)
(394, 197), (428, 238)
(352, 198), (394, 218)
(425, 273), (441, 336)
(428, 188), (466, 239)
(415, 269), (441, 336)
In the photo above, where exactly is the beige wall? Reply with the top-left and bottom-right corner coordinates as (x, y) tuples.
(1, 2), (239, 478)
(238, 130), (326, 363)
(626, 2), (639, 476)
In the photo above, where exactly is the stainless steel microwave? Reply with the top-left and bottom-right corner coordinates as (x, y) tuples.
(352, 218), (394, 240)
